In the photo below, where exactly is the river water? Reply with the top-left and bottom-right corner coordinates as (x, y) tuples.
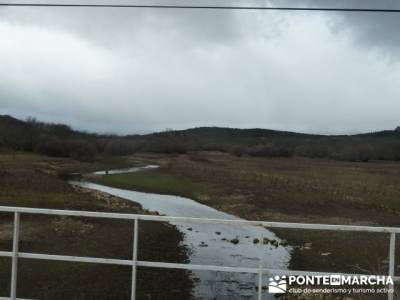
(70, 166), (290, 299)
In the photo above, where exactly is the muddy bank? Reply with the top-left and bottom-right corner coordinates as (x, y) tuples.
(0, 155), (194, 300)
(76, 166), (290, 300)
(71, 183), (140, 210)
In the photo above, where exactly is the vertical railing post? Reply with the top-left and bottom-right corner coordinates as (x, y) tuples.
(258, 262), (263, 300)
(388, 232), (396, 300)
(131, 218), (139, 300)
(10, 212), (20, 300)
(258, 235), (263, 300)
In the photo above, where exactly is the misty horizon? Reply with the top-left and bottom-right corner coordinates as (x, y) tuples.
(4, 114), (398, 137)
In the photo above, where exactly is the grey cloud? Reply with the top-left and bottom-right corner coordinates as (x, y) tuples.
(0, 1), (400, 134)
(269, 0), (400, 56)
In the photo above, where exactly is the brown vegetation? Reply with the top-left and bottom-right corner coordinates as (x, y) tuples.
(129, 152), (400, 277)
(159, 152), (400, 225)
(0, 154), (193, 299)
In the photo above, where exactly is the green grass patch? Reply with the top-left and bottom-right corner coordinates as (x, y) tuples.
(59, 155), (144, 174)
(91, 168), (223, 200)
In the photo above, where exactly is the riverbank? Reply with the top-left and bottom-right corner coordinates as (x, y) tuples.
(0, 153), (193, 299)
(89, 152), (400, 299)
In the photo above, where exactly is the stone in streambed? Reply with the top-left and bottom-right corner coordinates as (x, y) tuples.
(230, 238), (239, 245)
(279, 240), (288, 247)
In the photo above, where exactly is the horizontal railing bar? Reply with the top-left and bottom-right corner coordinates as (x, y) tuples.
(137, 261), (258, 273)
(2, 250), (400, 281)
(1, 206), (400, 233)
(0, 206), (137, 220)
(1, 205), (398, 300)
(139, 261), (400, 280)
(137, 216), (400, 233)
(0, 297), (36, 300)
(0, 251), (260, 272)
(0, 251), (12, 257)
(18, 253), (133, 266)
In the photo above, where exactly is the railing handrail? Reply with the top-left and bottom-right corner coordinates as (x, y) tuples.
(0, 205), (400, 233)
(0, 205), (397, 300)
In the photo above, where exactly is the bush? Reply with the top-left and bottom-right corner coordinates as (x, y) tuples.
(246, 143), (294, 158)
(295, 144), (330, 158)
(36, 135), (68, 157)
(104, 140), (136, 156)
(65, 139), (97, 162)
(36, 135), (96, 161)
(200, 143), (227, 152)
(333, 144), (375, 162)
(230, 146), (245, 157)
(382, 143), (400, 161)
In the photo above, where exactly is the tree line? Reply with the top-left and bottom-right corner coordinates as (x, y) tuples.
(0, 115), (399, 162)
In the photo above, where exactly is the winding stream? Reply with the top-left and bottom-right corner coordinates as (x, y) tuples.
(70, 166), (290, 299)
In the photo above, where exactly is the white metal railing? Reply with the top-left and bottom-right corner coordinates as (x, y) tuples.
(0, 206), (398, 300)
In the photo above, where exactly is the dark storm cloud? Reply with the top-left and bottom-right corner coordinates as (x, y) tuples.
(0, 1), (399, 134)
(270, 0), (400, 54)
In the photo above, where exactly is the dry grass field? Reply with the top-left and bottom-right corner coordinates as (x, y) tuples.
(2, 151), (399, 299)
(94, 152), (400, 281)
(161, 152), (400, 225)
(0, 153), (193, 300)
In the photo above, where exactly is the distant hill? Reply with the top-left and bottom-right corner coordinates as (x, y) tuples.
(150, 126), (400, 140)
(1, 115), (399, 162)
(160, 126), (316, 138)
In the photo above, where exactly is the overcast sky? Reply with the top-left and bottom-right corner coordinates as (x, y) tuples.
(1, 0), (400, 134)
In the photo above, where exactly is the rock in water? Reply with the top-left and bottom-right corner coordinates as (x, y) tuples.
(230, 238), (239, 245)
